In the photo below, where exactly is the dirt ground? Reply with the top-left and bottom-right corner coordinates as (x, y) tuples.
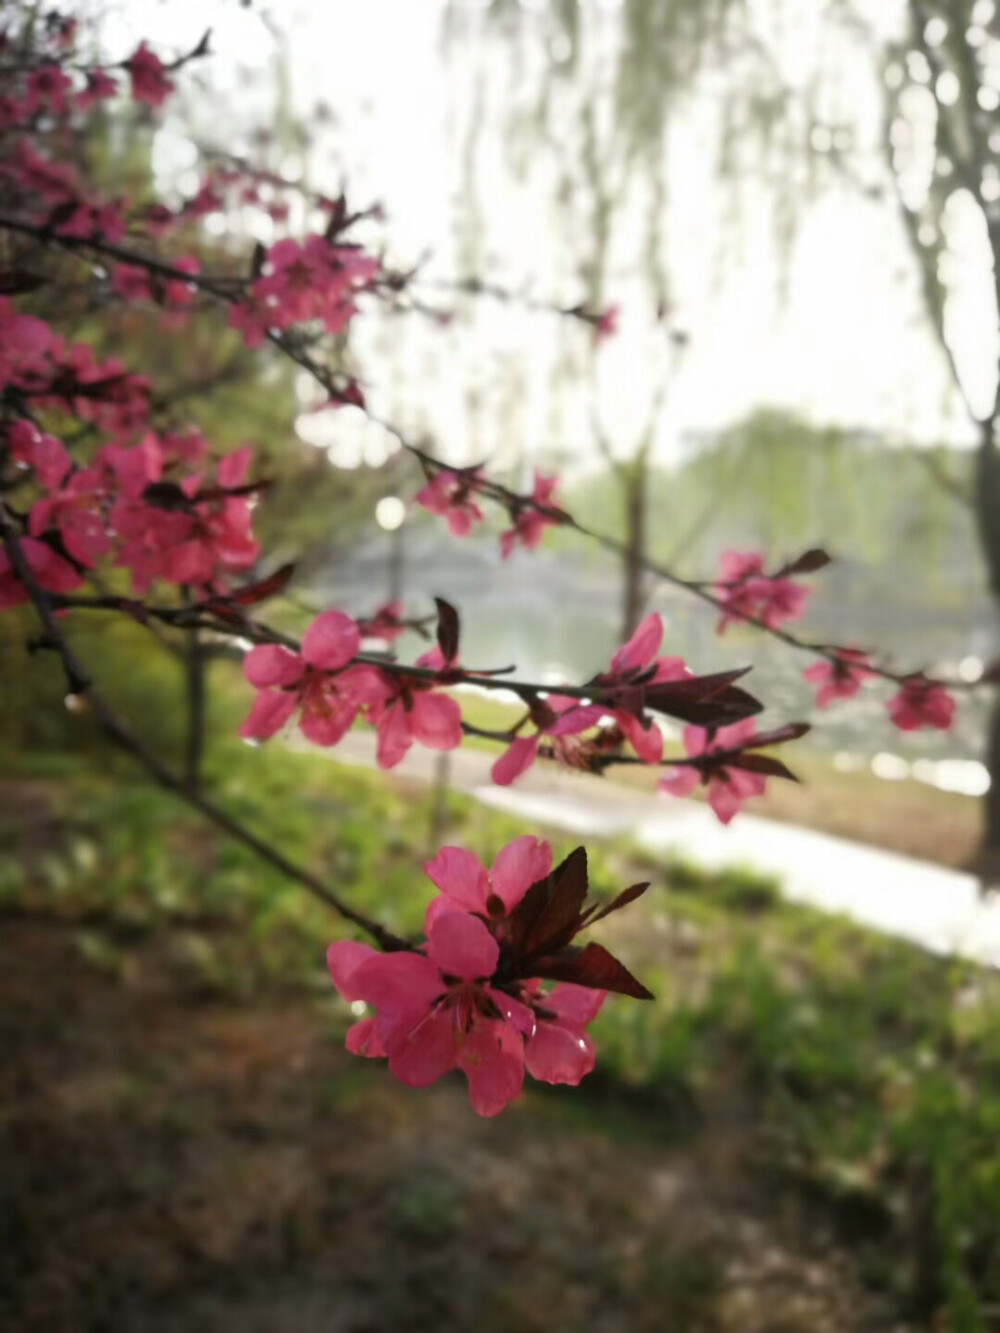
(0, 914), (910, 1333)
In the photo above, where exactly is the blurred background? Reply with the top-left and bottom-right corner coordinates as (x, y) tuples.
(4, 1), (1000, 1329)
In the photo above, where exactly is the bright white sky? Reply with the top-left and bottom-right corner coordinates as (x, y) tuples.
(101, 0), (993, 468)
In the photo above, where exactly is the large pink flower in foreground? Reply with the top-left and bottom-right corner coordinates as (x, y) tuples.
(328, 915), (527, 1117)
(327, 839), (652, 1115)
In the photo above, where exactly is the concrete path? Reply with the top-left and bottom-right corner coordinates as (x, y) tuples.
(327, 732), (1000, 967)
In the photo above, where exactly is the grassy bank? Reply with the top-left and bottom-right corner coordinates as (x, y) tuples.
(2, 741), (999, 1328)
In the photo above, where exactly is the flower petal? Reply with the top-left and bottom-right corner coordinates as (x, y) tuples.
(424, 846), (490, 910)
(525, 1021), (595, 1086)
(427, 910), (499, 980)
(301, 610), (360, 670)
(243, 643), (304, 688)
(409, 691), (462, 750)
(610, 612), (663, 673)
(458, 1020), (524, 1116)
(491, 735), (538, 786)
(238, 690), (298, 740)
(491, 835), (552, 910)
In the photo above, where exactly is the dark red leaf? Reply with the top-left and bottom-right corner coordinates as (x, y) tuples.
(194, 477), (274, 503)
(142, 481), (191, 512)
(739, 722), (810, 749)
(508, 846), (589, 958)
(730, 753), (800, 781)
(216, 563), (295, 608)
(434, 596), (460, 665)
(644, 669), (762, 726)
(582, 881), (649, 928)
(532, 943), (654, 1001)
(774, 548), (832, 578)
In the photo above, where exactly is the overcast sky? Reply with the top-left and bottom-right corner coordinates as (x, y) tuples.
(102, 0), (993, 469)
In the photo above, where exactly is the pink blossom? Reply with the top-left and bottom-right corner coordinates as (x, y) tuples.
(239, 610), (388, 744)
(523, 982), (605, 1085)
(415, 469), (485, 536)
(595, 305), (619, 340)
(0, 298), (54, 391)
(658, 719), (768, 824)
(29, 469), (111, 568)
(111, 257), (199, 307)
(804, 648), (876, 708)
(75, 70), (118, 112)
(499, 472), (562, 559)
(6, 420), (71, 490)
(0, 535), (82, 608)
(25, 66), (73, 117)
(358, 600), (406, 644)
(326, 836), (639, 1113)
(887, 676), (955, 732)
(327, 916), (526, 1117)
(490, 696), (605, 786)
(242, 236), (378, 339)
(715, 549), (810, 634)
(125, 42), (174, 108)
(594, 611), (691, 763)
(7, 140), (78, 203)
(424, 836), (552, 921)
(55, 200), (126, 244)
(492, 613), (690, 784)
(0, 96), (29, 131)
(370, 679), (463, 769)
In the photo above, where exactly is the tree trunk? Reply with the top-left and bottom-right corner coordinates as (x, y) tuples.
(621, 462), (647, 643)
(973, 419), (1000, 879)
(980, 687), (1000, 887)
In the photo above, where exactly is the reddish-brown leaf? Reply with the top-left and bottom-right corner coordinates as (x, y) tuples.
(434, 596), (460, 665)
(509, 847), (589, 958)
(581, 881), (650, 928)
(774, 548), (832, 578)
(644, 669), (762, 726)
(532, 943), (654, 1000)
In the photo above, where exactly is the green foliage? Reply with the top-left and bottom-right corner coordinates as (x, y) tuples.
(565, 408), (981, 603)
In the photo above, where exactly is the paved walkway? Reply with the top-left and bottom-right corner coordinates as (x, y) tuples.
(327, 732), (1000, 967)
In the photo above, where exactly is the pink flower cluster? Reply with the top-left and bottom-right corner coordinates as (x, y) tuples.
(659, 719), (768, 824)
(414, 467), (564, 559)
(239, 610), (463, 766)
(887, 675), (955, 732)
(415, 469), (485, 537)
(500, 472), (562, 559)
(715, 550), (810, 634)
(5, 402), (260, 599)
(228, 236), (379, 347)
(0, 33), (162, 128)
(801, 648), (957, 734)
(327, 838), (618, 1116)
(492, 611), (689, 785)
(803, 647), (876, 708)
